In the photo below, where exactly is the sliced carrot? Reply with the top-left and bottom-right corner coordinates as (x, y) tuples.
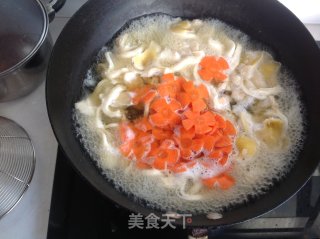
(182, 119), (194, 131)
(180, 138), (193, 148)
(198, 68), (214, 81)
(198, 56), (229, 83)
(191, 138), (204, 153)
(150, 98), (181, 128)
(215, 136), (232, 147)
(215, 114), (226, 129)
(132, 140), (149, 160)
(208, 150), (223, 160)
(192, 99), (207, 112)
(182, 80), (194, 92)
(199, 56), (217, 68)
(177, 92), (191, 108)
(153, 147), (179, 170)
(119, 122), (135, 142)
(180, 127), (195, 139)
(134, 117), (152, 132)
(119, 141), (133, 157)
(158, 82), (180, 98)
(148, 141), (159, 157)
(171, 161), (197, 173)
(217, 57), (229, 69)
(181, 148), (192, 159)
(143, 90), (157, 104)
(203, 135), (219, 152)
(152, 127), (172, 140)
(216, 174), (235, 190)
(149, 113), (167, 128)
(197, 84), (209, 100)
(132, 86), (156, 105)
(136, 161), (151, 169)
(210, 71), (227, 83)
(183, 110), (214, 135)
(153, 158), (166, 170)
(161, 73), (175, 82)
(202, 176), (218, 188)
(195, 124), (212, 135)
(202, 111), (216, 126)
(225, 120), (237, 135)
(202, 173), (235, 189)
(118, 71), (236, 189)
(158, 83), (174, 98)
(150, 98), (167, 111)
(219, 145), (232, 154)
(171, 163), (188, 173)
(218, 154), (229, 166)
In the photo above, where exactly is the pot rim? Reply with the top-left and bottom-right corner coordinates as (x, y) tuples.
(0, 0), (49, 78)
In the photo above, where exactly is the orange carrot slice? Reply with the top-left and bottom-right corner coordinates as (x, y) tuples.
(202, 173), (235, 189)
(197, 84), (209, 100)
(216, 174), (235, 190)
(198, 68), (214, 81)
(225, 120), (237, 135)
(176, 92), (191, 108)
(161, 73), (175, 82)
(153, 148), (179, 170)
(198, 56), (229, 83)
(136, 161), (151, 169)
(152, 127), (172, 140)
(203, 135), (220, 152)
(192, 99), (207, 112)
(191, 138), (204, 153)
(215, 114), (226, 129)
(182, 119), (194, 131)
(202, 176), (218, 188)
(218, 154), (229, 166)
(134, 117), (152, 132)
(218, 145), (232, 154)
(180, 127), (195, 139)
(215, 136), (232, 147)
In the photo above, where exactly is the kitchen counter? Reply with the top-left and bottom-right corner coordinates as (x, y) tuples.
(0, 1), (319, 239)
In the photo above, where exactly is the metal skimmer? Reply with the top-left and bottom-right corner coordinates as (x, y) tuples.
(0, 116), (35, 219)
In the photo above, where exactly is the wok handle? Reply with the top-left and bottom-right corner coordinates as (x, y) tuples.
(46, 0), (67, 22)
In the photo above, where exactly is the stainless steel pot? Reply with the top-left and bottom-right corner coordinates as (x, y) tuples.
(0, 0), (65, 102)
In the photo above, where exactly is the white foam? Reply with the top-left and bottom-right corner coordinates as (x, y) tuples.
(74, 15), (305, 214)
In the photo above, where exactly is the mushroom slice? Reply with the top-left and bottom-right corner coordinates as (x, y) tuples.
(110, 91), (131, 108)
(89, 79), (114, 106)
(256, 118), (284, 148)
(258, 53), (281, 87)
(170, 20), (196, 38)
(132, 41), (161, 70)
(236, 135), (257, 157)
(101, 84), (126, 118)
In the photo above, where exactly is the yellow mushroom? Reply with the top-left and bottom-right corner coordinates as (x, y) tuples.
(170, 20), (196, 38)
(256, 118), (284, 148)
(236, 135), (257, 157)
(170, 20), (192, 33)
(132, 41), (161, 70)
(259, 53), (280, 87)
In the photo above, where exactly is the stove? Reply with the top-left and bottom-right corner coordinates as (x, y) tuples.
(47, 42), (320, 239)
(47, 148), (320, 239)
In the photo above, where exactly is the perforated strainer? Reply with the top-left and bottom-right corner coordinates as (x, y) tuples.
(0, 116), (35, 219)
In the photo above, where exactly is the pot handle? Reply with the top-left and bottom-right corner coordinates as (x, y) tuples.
(47, 0), (67, 22)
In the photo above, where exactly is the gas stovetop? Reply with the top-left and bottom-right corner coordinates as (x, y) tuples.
(47, 150), (320, 239)
(47, 42), (320, 239)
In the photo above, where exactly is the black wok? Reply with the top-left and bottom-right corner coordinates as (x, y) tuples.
(46, 0), (320, 228)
